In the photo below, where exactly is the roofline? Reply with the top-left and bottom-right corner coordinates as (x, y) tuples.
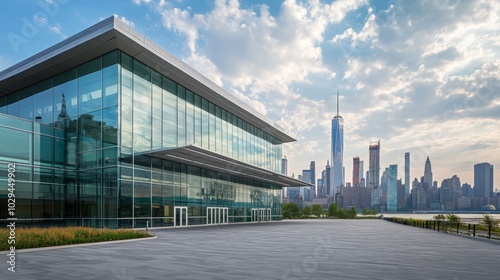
(0, 16), (295, 143)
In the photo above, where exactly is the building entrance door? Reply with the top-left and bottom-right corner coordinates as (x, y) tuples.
(251, 208), (271, 222)
(207, 207), (228, 225)
(174, 206), (188, 227)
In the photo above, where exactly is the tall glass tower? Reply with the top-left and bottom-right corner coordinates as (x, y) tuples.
(331, 90), (344, 196)
(404, 152), (410, 196)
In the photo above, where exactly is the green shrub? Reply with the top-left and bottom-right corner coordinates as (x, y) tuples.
(0, 227), (151, 250)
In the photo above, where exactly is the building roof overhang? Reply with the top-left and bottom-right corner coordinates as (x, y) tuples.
(0, 16), (295, 143)
(139, 145), (312, 188)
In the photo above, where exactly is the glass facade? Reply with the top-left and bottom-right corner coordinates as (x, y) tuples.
(0, 50), (284, 228)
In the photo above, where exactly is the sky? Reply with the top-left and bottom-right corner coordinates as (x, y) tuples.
(1, 0), (499, 190)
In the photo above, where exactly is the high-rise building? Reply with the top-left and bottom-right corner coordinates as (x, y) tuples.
(0, 16), (310, 228)
(424, 156), (433, 190)
(368, 141), (380, 189)
(404, 152), (410, 196)
(366, 170), (370, 188)
(387, 164), (398, 212)
(474, 162), (494, 198)
(369, 141), (381, 207)
(310, 161), (316, 192)
(281, 156), (288, 176)
(331, 90), (344, 196)
(302, 170), (311, 186)
(325, 160), (332, 196)
(359, 160), (364, 183)
(353, 157), (360, 186)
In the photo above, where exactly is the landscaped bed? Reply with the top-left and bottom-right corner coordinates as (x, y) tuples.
(0, 227), (152, 251)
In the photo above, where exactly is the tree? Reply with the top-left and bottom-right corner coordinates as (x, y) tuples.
(433, 214), (446, 221)
(362, 208), (378, 215)
(362, 208), (368, 215)
(446, 213), (461, 224)
(282, 203), (301, 219)
(301, 205), (312, 218)
(347, 207), (357, 219)
(311, 204), (324, 218)
(327, 203), (338, 218)
(482, 215), (500, 228)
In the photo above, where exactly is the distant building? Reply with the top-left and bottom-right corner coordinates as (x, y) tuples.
(353, 156), (360, 186)
(411, 185), (428, 211)
(342, 185), (371, 211)
(369, 141), (381, 208)
(386, 165), (398, 212)
(302, 170), (311, 186)
(423, 156), (433, 190)
(331, 90), (344, 196)
(397, 179), (406, 209)
(310, 161), (316, 193)
(404, 152), (410, 196)
(325, 160), (332, 196)
(359, 160), (364, 183)
(281, 156), (288, 175)
(474, 162), (494, 198)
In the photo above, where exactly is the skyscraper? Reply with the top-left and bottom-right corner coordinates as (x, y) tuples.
(325, 160), (332, 196)
(359, 160), (364, 183)
(424, 156), (433, 190)
(310, 161), (316, 192)
(302, 170), (311, 186)
(368, 141), (380, 189)
(281, 156), (288, 176)
(474, 162), (494, 198)
(369, 141), (381, 207)
(331, 90), (344, 196)
(387, 164), (398, 212)
(353, 157), (360, 186)
(404, 152), (410, 196)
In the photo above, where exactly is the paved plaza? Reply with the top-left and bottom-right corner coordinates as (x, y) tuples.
(3, 219), (499, 279)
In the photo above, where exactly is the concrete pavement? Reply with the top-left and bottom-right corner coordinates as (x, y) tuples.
(3, 219), (499, 279)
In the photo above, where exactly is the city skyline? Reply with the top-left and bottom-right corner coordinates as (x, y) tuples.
(0, 0), (499, 187)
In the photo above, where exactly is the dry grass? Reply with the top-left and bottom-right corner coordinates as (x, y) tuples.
(0, 227), (151, 250)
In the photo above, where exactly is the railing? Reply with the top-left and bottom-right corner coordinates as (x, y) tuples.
(384, 217), (500, 240)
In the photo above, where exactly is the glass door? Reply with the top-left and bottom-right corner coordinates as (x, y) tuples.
(207, 207), (228, 225)
(174, 206), (188, 226)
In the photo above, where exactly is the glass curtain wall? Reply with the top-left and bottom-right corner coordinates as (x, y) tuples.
(116, 52), (282, 173)
(0, 49), (284, 228)
(0, 50), (119, 228)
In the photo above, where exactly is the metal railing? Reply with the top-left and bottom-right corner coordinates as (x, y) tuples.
(384, 217), (500, 240)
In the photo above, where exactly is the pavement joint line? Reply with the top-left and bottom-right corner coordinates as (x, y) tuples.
(0, 235), (158, 254)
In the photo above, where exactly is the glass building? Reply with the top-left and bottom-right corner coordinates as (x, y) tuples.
(331, 90), (343, 196)
(0, 16), (309, 229)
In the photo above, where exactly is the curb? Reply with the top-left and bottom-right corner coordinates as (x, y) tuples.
(0, 235), (158, 254)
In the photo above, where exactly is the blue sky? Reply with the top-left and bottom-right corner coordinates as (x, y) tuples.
(1, 0), (499, 189)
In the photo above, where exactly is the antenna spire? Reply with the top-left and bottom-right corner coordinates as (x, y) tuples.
(336, 90), (339, 117)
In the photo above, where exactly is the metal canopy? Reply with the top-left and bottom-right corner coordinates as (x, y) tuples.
(140, 145), (312, 188)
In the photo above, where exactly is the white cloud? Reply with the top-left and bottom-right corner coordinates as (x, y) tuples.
(114, 14), (136, 28)
(132, 0), (152, 5)
(146, 0), (500, 186)
(34, 14), (48, 25)
(49, 23), (67, 39)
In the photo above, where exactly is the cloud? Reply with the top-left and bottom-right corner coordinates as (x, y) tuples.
(132, 0), (152, 5)
(34, 14), (48, 25)
(49, 23), (67, 39)
(145, 0), (500, 185)
(114, 14), (136, 28)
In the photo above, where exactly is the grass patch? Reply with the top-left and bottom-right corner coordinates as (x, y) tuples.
(0, 227), (151, 251)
